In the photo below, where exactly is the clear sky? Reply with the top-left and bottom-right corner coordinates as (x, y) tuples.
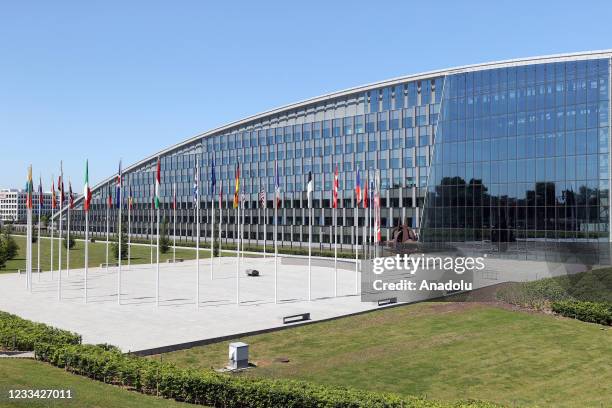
(1, 0), (611, 189)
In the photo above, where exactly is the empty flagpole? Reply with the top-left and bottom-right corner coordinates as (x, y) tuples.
(173, 183), (176, 264)
(307, 171), (313, 301)
(37, 176), (42, 281)
(84, 160), (91, 303)
(155, 158), (161, 307)
(210, 156), (216, 280)
(128, 184), (132, 271)
(195, 157), (200, 308)
(58, 164), (63, 300)
(218, 180), (222, 266)
(105, 185), (110, 274)
(50, 176), (55, 280)
(354, 202), (358, 294)
(117, 161), (122, 305)
(274, 160), (280, 303)
(150, 186), (153, 265)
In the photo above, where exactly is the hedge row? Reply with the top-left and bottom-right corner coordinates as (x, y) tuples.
(0, 311), (81, 351)
(551, 300), (612, 325)
(34, 343), (501, 408)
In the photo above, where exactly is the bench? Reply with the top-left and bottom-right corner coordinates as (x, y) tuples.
(282, 312), (310, 324)
(377, 297), (397, 306)
(245, 269), (260, 277)
(167, 258), (184, 263)
(99, 263), (119, 268)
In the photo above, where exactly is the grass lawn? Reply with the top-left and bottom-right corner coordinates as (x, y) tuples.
(1, 235), (232, 274)
(0, 358), (197, 407)
(158, 302), (612, 408)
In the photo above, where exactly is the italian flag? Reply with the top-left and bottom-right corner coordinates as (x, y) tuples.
(154, 158), (161, 209)
(84, 160), (92, 212)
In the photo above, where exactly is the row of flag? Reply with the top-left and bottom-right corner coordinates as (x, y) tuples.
(25, 174), (75, 210)
(25, 159), (382, 240)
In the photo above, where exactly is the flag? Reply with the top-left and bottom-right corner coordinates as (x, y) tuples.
(107, 185), (113, 209)
(275, 160), (281, 208)
(210, 157), (216, 195)
(233, 163), (240, 209)
(51, 180), (57, 209)
(258, 185), (266, 208)
(58, 174), (64, 206)
(154, 158), (161, 209)
(84, 160), (92, 212)
(128, 185), (133, 210)
(115, 160), (122, 208)
(38, 177), (43, 207)
(332, 165), (339, 209)
(363, 174), (369, 209)
(193, 161), (199, 205)
(306, 171), (313, 208)
(355, 169), (362, 205)
(172, 183), (176, 210)
(69, 181), (74, 209)
(26, 166), (33, 209)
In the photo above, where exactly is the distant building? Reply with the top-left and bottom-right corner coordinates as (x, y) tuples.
(0, 189), (74, 223)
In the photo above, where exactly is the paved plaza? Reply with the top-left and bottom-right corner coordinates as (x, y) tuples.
(0, 255), (379, 353)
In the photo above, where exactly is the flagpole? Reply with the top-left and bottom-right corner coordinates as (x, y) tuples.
(236, 204), (240, 304)
(118, 172), (122, 305)
(85, 210), (89, 303)
(58, 166), (63, 300)
(128, 186), (132, 271)
(333, 166), (338, 298)
(308, 205), (312, 301)
(274, 191), (278, 304)
(210, 188), (214, 280)
(67, 201), (71, 278)
(354, 200), (359, 295)
(156, 205), (160, 307)
(264, 206), (267, 258)
(105, 199), (110, 273)
(27, 205), (32, 291)
(27, 207), (31, 290)
(50, 179), (54, 280)
(196, 164), (200, 309)
(150, 187), (153, 265)
(173, 183), (176, 264)
(37, 179), (41, 282)
(218, 182), (222, 267)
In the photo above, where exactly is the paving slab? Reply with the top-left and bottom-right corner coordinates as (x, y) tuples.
(0, 256), (377, 353)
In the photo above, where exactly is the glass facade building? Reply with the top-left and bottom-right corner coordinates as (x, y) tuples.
(68, 51), (612, 262)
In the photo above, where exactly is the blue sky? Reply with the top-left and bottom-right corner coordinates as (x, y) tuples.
(1, 0), (611, 189)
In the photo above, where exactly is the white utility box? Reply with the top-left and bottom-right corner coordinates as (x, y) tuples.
(228, 342), (249, 369)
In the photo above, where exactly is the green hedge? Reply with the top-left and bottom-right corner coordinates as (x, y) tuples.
(34, 342), (500, 408)
(551, 300), (612, 326)
(0, 311), (81, 351)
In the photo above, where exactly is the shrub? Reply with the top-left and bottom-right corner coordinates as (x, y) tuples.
(0, 311), (81, 351)
(551, 300), (612, 326)
(33, 342), (501, 408)
(63, 234), (75, 249)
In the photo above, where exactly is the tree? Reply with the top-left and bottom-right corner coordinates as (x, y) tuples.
(40, 214), (50, 229)
(1, 226), (18, 261)
(213, 236), (220, 257)
(0, 235), (8, 269)
(111, 221), (128, 261)
(159, 217), (170, 254)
